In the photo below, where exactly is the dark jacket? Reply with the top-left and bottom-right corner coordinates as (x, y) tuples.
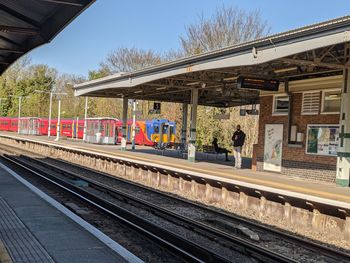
(232, 130), (245, 147)
(212, 140), (219, 152)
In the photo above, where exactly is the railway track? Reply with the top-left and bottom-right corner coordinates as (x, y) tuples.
(0, 152), (294, 263)
(0, 153), (233, 263)
(36, 155), (350, 263)
(0, 146), (349, 262)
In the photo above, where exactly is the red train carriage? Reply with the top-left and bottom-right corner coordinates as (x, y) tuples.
(116, 120), (148, 145)
(0, 117), (84, 138)
(85, 117), (118, 144)
(0, 117), (176, 146)
(0, 117), (12, 131)
(18, 117), (41, 135)
(9, 118), (18, 132)
(115, 119), (176, 146)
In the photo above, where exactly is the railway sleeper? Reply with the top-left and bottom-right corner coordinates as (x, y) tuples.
(0, 136), (349, 242)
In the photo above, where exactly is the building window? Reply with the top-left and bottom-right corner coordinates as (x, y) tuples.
(321, 89), (341, 114)
(272, 95), (289, 115)
(301, 91), (320, 115)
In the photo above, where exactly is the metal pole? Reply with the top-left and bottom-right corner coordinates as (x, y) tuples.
(83, 96), (88, 141)
(336, 64), (350, 186)
(76, 117), (79, 140)
(121, 97), (128, 151)
(55, 98), (61, 141)
(48, 92), (53, 137)
(131, 99), (136, 151)
(188, 89), (198, 162)
(17, 96), (22, 134)
(181, 103), (188, 145)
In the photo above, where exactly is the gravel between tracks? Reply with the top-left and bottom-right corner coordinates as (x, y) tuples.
(1, 142), (349, 262)
(0, 154), (184, 263)
(36, 155), (349, 263)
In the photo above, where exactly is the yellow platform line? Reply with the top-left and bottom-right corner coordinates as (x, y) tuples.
(69, 144), (350, 203)
(5, 135), (350, 203)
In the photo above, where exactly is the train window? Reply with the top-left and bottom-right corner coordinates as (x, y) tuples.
(106, 123), (110, 136)
(162, 125), (168, 134)
(135, 126), (140, 134)
(170, 126), (174, 134)
(154, 125), (159, 133)
(62, 124), (67, 129)
(67, 124), (71, 129)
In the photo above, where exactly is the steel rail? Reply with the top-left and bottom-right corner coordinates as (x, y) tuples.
(0, 154), (229, 263)
(50, 155), (350, 262)
(15, 154), (296, 263)
(0, 138), (349, 262)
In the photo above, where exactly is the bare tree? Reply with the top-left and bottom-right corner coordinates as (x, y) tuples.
(180, 6), (270, 55)
(101, 47), (163, 73)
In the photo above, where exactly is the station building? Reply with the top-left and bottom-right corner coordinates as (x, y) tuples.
(74, 16), (350, 188)
(253, 76), (342, 183)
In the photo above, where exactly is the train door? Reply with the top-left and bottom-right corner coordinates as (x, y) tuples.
(115, 124), (119, 144)
(28, 118), (33, 135)
(152, 123), (160, 143)
(72, 119), (77, 139)
(127, 124), (131, 142)
(134, 122), (143, 145)
(169, 124), (175, 143)
(32, 118), (40, 135)
(161, 123), (168, 143)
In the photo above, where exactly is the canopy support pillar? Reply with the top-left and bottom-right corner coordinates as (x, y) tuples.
(188, 88), (198, 162)
(181, 103), (188, 146)
(337, 55), (350, 187)
(121, 97), (128, 151)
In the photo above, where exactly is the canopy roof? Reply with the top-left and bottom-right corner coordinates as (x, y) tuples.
(74, 16), (350, 107)
(0, 0), (95, 75)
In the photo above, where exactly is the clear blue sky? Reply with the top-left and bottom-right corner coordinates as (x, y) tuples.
(29, 0), (350, 77)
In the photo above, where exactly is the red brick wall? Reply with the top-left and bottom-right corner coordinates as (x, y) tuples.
(254, 93), (339, 182)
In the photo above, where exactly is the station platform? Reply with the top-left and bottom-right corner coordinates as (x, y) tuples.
(1, 132), (350, 208)
(0, 155), (140, 263)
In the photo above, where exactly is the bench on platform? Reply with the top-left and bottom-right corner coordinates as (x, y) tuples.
(202, 145), (226, 160)
(173, 143), (188, 158)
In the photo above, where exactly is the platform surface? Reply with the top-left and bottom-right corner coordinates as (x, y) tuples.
(0, 162), (131, 263)
(1, 132), (350, 206)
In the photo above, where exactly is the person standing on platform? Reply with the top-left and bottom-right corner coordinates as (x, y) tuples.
(232, 125), (245, 169)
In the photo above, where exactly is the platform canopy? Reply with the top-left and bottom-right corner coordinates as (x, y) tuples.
(74, 16), (350, 107)
(0, 0), (95, 75)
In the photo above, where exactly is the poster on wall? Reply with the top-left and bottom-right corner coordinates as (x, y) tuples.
(263, 124), (283, 172)
(306, 125), (340, 156)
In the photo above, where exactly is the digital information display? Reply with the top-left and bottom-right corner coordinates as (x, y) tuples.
(237, 76), (280, 91)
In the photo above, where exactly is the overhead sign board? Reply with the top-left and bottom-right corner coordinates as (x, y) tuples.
(237, 76), (279, 91)
(213, 114), (230, 120)
(149, 102), (161, 114)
